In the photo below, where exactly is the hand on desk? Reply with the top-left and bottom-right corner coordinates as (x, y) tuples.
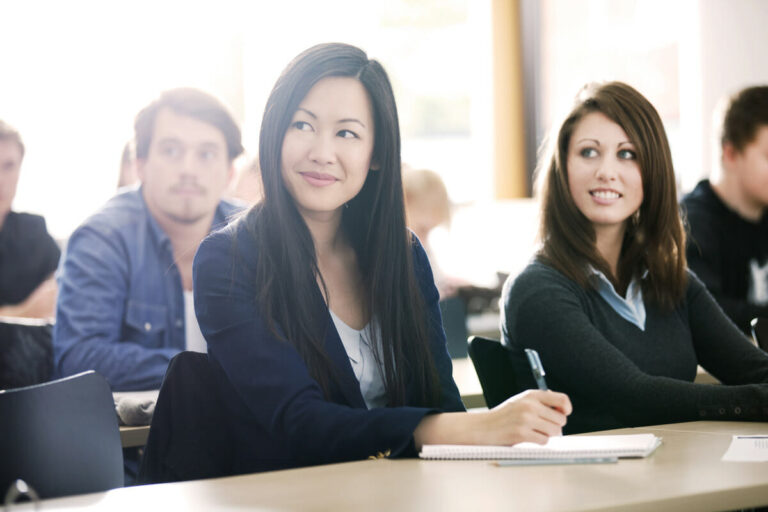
(413, 389), (572, 449)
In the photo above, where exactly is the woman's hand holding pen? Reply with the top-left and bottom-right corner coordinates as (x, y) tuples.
(484, 390), (572, 446)
(413, 389), (571, 449)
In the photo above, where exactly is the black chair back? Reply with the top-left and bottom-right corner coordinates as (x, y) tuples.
(750, 317), (768, 351)
(0, 371), (123, 499)
(0, 317), (53, 390)
(139, 351), (234, 484)
(440, 297), (469, 358)
(466, 336), (519, 408)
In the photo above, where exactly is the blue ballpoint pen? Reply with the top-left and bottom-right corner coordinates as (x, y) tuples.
(524, 348), (548, 391)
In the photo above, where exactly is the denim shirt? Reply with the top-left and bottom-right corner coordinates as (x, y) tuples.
(53, 187), (242, 390)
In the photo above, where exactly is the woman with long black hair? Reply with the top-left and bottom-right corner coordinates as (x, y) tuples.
(194, 43), (570, 472)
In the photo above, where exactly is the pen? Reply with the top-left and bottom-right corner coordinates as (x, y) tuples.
(525, 348), (548, 391)
(495, 457), (618, 466)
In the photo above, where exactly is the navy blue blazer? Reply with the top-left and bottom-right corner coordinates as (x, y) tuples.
(193, 217), (464, 474)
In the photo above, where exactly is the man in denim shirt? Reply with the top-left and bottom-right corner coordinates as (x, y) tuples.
(54, 88), (244, 390)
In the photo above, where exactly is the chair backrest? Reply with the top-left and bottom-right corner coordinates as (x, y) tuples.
(466, 336), (519, 408)
(138, 351), (234, 484)
(750, 317), (768, 351)
(439, 297), (469, 358)
(0, 317), (53, 390)
(0, 371), (123, 499)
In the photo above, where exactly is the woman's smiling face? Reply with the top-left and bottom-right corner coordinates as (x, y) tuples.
(280, 76), (376, 223)
(567, 111), (643, 233)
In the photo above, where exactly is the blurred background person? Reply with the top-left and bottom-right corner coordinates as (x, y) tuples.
(403, 166), (466, 299)
(404, 166), (497, 358)
(682, 86), (768, 334)
(0, 119), (60, 319)
(229, 155), (263, 205)
(54, 88), (244, 392)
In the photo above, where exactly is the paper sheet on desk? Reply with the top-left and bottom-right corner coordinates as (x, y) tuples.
(722, 436), (768, 462)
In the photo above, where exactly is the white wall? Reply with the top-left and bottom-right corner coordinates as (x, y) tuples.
(683, 0), (768, 190)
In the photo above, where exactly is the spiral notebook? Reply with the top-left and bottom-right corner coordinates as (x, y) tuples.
(419, 434), (662, 460)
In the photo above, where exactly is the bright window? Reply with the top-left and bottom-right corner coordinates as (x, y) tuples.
(0, 0), (493, 239)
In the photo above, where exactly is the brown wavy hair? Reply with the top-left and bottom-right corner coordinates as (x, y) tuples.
(535, 81), (687, 309)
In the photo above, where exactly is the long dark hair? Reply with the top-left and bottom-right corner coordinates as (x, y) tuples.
(248, 43), (440, 407)
(536, 81), (687, 309)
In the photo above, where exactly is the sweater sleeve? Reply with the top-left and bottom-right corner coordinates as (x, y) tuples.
(686, 273), (768, 385)
(503, 264), (768, 428)
(193, 225), (452, 466)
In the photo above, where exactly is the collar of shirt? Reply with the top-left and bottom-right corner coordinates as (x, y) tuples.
(587, 266), (647, 331)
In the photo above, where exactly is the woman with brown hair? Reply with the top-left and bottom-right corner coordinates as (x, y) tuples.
(502, 81), (768, 434)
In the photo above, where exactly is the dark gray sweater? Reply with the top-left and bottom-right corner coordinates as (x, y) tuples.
(682, 179), (768, 334)
(502, 261), (768, 434)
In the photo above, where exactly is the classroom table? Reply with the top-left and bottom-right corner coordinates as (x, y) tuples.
(451, 357), (485, 408)
(119, 426), (150, 448)
(14, 421), (768, 511)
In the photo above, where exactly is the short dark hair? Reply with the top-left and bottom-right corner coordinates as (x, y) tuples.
(0, 119), (25, 158)
(134, 88), (244, 161)
(721, 86), (768, 152)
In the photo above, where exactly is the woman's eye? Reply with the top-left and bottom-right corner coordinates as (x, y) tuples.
(580, 147), (598, 158)
(337, 129), (359, 139)
(618, 149), (637, 160)
(292, 121), (313, 131)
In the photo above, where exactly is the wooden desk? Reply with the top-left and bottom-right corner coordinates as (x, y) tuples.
(696, 366), (720, 384)
(18, 421), (768, 511)
(119, 425), (150, 448)
(451, 357), (485, 408)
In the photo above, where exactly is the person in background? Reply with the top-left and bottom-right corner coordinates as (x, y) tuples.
(117, 139), (139, 189)
(402, 166), (480, 358)
(193, 43), (571, 474)
(54, 88), (243, 391)
(402, 167), (467, 299)
(0, 120), (60, 319)
(681, 86), (768, 334)
(229, 155), (263, 205)
(502, 82), (768, 435)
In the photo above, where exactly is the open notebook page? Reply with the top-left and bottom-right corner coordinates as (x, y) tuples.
(420, 434), (662, 460)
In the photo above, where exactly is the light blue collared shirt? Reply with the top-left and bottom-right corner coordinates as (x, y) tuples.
(588, 267), (647, 331)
